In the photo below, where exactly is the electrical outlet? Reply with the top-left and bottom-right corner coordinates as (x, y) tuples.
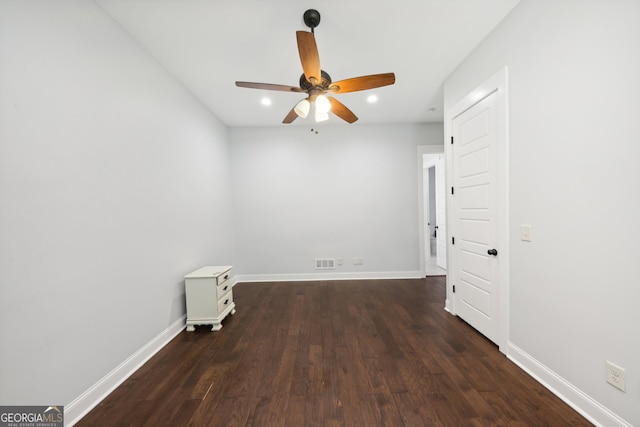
(606, 361), (626, 392)
(353, 257), (364, 265)
(336, 258), (343, 266)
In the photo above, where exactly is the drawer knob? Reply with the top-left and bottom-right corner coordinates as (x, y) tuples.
(223, 285), (228, 291)
(224, 299), (229, 305)
(224, 274), (229, 280)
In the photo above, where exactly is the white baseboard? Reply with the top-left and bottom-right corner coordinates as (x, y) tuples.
(507, 343), (632, 427)
(64, 315), (186, 426)
(235, 270), (423, 283)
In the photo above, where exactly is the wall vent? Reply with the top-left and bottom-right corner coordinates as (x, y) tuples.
(315, 258), (336, 270)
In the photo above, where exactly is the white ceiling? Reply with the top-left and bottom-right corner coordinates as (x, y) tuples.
(96, 0), (519, 127)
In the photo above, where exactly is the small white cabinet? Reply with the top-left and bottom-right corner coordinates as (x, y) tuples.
(184, 266), (235, 331)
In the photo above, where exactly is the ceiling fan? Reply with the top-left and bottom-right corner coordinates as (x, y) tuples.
(235, 9), (395, 124)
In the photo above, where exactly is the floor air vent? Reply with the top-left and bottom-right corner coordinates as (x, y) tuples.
(315, 258), (336, 270)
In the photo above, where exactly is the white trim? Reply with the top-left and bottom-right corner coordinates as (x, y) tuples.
(235, 270), (423, 283)
(416, 145), (446, 277)
(65, 315), (187, 426)
(445, 66), (510, 354)
(507, 343), (633, 427)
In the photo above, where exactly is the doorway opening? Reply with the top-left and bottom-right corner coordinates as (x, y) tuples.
(417, 145), (446, 277)
(424, 155), (446, 276)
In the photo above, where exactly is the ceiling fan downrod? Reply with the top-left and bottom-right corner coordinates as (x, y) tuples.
(303, 9), (320, 33)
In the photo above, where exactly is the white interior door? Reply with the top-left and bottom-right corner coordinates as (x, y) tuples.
(451, 90), (499, 343)
(435, 156), (447, 270)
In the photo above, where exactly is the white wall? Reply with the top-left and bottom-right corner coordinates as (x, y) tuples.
(444, 1), (640, 425)
(0, 0), (233, 409)
(230, 124), (443, 280)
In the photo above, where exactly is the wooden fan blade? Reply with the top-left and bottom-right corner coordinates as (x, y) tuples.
(328, 73), (395, 94)
(282, 107), (298, 124)
(296, 31), (321, 84)
(328, 97), (358, 123)
(236, 81), (304, 92)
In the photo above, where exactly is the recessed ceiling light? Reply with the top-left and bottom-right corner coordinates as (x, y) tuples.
(261, 97), (272, 106)
(367, 94), (378, 103)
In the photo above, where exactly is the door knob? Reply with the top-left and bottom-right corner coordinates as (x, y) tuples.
(487, 249), (498, 256)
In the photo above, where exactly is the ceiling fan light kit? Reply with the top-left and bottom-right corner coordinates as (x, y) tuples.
(314, 94), (331, 114)
(315, 110), (330, 123)
(235, 9), (395, 124)
(294, 99), (310, 118)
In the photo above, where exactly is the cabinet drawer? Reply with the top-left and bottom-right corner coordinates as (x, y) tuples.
(217, 280), (232, 296)
(218, 269), (232, 287)
(217, 290), (233, 313)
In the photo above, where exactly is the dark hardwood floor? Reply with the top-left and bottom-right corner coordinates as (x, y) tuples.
(77, 278), (591, 426)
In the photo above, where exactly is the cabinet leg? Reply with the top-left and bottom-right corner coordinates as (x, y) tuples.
(186, 325), (195, 332)
(231, 308), (236, 315)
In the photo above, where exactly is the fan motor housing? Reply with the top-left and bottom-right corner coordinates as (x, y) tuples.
(299, 70), (332, 90)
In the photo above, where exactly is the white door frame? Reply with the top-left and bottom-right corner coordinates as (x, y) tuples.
(433, 155), (447, 271)
(417, 145), (445, 277)
(423, 160), (433, 260)
(445, 67), (510, 354)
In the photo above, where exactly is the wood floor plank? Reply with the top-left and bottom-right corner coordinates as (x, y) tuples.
(392, 391), (441, 426)
(242, 396), (271, 427)
(76, 278), (592, 427)
(333, 345), (365, 426)
(283, 394), (305, 427)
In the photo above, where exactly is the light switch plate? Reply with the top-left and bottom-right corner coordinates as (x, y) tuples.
(521, 224), (532, 241)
